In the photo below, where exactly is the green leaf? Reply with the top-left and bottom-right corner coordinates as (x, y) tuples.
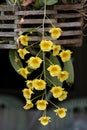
(34, 0), (58, 8)
(9, 50), (23, 74)
(45, 0), (58, 5)
(49, 54), (61, 65)
(19, 0), (24, 3)
(63, 59), (74, 86)
(34, 0), (44, 9)
(45, 55), (62, 86)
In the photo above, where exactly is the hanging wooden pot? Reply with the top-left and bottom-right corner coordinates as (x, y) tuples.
(0, 3), (83, 49)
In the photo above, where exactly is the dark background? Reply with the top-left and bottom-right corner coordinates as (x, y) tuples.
(0, 49), (25, 100)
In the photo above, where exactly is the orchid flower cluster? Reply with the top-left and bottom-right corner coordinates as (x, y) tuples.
(16, 0), (72, 126)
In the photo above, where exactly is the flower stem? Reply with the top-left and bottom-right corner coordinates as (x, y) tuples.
(43, 52), (47, 99)
(46, 57), (54, 65)
(48, 100), (58, 108)
(46, 77), (56, 86)
(42, 0), (46, 39)
(46, 15), (55, 28)
(32, 94), (43, 101)
(42, 0), (47, 100)
(43, 110), (46, 116)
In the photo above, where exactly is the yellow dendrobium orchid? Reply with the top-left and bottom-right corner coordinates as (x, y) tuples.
(33, 79), (46, 90)
(38, 116), (51, 126)
(26, 56), (42, 69)
(59, 50), (72, 62)
(36, 100), (48, 110)
(19, 35), (30, 46)
(52, 44), (61, 56)
(18, 67), (30, 79)
(54, 107), (67, 118)
(58, 91), (68, 101)
(49, 27), (62, 39)
(13, 0), (74, 125)
(50, 86), (64, 98)
(22, 88), (34, 99)
(58, 71), (69, 82)
(17, 48), (29, 59)
(23, 99), (34, 110)
(40, 40), (53, 51)
(25, 80), (34, 90)
(47, 64), (61, 77)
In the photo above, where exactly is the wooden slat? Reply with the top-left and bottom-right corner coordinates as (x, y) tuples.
(15, 28), (82, 36)
(15, 19), (57, 24)
(0, 44), (17, 49)
(15, 10), (57, 15)
(0, 15), (16, 20)
(0, 32), (15, 37)
(0, 38), (82, 49)
(55, 13), (82, 18)
(62, 30), (82, 36)
(15, 27), (51, 32)
(17, 38), (82, 47)
(0, 24), (16, 29)
(57, 22), (82, 27)
(21, 36), (82, 42)
(58, 37), (82, 46)
(54, 4), (83, 10)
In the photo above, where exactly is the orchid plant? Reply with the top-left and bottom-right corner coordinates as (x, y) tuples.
(8, 0), (75, 126)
